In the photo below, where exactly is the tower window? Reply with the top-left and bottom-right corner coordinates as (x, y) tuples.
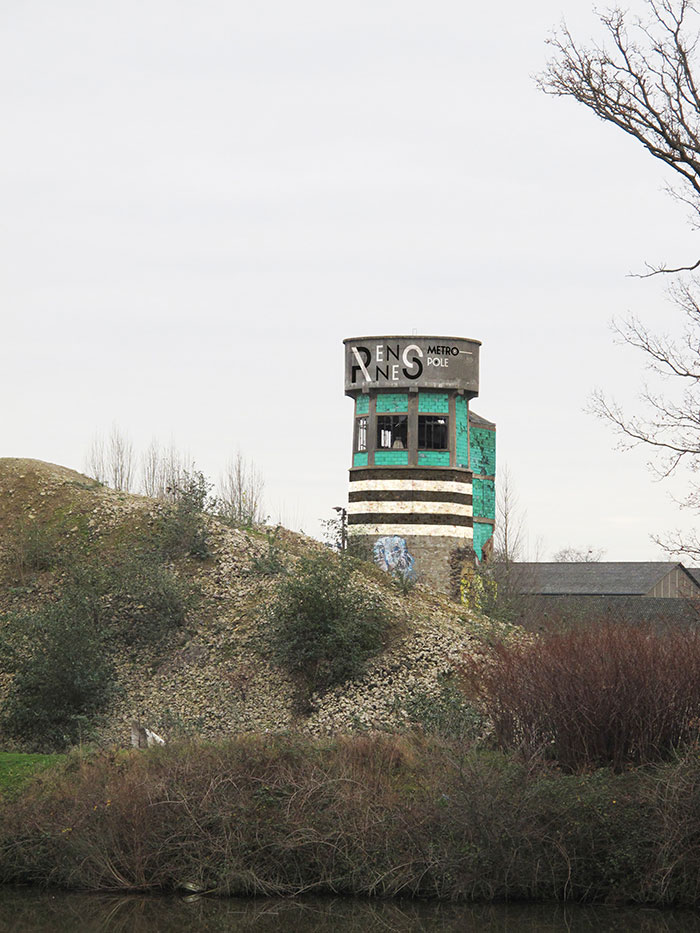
(356, 417), (367, 451)
(377, 415), (408, 449)
(419, 416), (448, 450)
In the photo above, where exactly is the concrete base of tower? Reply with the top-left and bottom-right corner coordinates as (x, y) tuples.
(349, 531), (475, 597)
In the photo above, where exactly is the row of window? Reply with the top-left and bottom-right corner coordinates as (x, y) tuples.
(356, 415), (449, 451)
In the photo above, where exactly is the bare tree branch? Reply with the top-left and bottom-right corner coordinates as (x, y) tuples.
(538, 0), (700, 272)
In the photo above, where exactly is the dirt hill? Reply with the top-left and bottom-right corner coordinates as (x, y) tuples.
(0, 459), (509, 748)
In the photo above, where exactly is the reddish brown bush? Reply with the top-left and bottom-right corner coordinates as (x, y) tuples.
(460, 621), (700, 771)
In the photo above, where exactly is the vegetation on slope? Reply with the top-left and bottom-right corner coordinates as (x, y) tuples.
(0, 459), (485, 751)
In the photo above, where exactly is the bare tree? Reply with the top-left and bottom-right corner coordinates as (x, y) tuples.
(106, 424), (134, 492)
(539, 0), (700, 275)
(553, 545), (606, 562)
(141, 438), (163, 499)
(540, 1), (700, 558)
(139, 439), (192, 500)
(493, 466), (526, 566)
(218, 452), (265, 527)
(85, 434), (106, 485)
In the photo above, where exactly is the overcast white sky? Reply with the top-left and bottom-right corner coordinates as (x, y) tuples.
(3, 0), (699, 559)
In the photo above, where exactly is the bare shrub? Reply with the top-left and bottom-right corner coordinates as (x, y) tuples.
(218, 452), (265, 527)
(460, 621), (700, 771)
(0, 735), (656, 902)
(85, 426), (134, 491)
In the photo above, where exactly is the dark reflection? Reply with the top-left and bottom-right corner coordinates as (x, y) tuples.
(2, 889), (700, 933)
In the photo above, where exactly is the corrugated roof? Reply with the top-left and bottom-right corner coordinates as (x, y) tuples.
(510, 562), (691, 596)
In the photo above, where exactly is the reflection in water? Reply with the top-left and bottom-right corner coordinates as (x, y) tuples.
(2, 889), (700, 933)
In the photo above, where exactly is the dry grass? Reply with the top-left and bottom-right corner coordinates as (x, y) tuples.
(5, 733), (700, 905)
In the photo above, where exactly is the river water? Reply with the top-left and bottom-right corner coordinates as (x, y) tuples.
(3, 890), (700, 933)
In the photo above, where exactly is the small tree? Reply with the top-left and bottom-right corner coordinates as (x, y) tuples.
(493, 466), (525, 566)
(155, 469), (215, 560)
(218, 452), (265, 527)
(85, 425), (134, 492)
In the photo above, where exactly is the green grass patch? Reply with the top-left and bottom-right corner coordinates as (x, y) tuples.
(0, 752), (63, 797)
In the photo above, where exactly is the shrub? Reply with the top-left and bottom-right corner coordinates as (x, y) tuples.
(104, 553), (192, 645)
(0, 593), (117, 751)
(268, 551), (390, 703)
(154, 470), (213, 560)
(1, 514), (89, 582)
(459, 621), (700, 771)
(402, 677), (484, 742)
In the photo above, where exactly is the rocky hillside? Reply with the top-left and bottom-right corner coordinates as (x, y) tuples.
(0, 459), (510, 749)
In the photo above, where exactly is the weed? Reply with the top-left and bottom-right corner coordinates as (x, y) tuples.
(249, 525), (285, 575)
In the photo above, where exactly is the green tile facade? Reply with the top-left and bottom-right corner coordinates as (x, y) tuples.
(473, 522), (493, 561)
(353, 452), (368, 467)
(418, 450), (450, 466)
(355, 395), (369, 415)
(376, 393), (408, 413)
(455, 396), (468, 468)
(375, 450), (409, 466)
(417, 450), (451, 466)
(470, 426), (496, 476)
(472, 477), (496, 521)
(418, 392), (450, 413)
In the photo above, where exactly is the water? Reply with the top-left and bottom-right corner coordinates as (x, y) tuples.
(2, 890), (700, 933)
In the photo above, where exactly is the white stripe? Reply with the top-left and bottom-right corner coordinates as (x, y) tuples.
(351, 346), (371, 383)
(349, 524), (473, 539)
(348, 500), (472, 516)
(349, 478), (471, 494)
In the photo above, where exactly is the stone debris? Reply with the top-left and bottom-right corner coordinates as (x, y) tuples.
(0, 458), (502, 748)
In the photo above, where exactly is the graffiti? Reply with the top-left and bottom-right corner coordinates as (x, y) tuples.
(373, 536), (417, 583)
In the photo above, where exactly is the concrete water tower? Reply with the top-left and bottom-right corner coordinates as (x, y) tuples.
(343, 335), (495, 592)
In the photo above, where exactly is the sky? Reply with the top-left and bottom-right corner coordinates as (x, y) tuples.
(2, 0), (699, 560)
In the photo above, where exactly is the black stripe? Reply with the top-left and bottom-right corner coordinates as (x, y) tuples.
(349, 467), (471, 483)
(348, 513), (471, 527)
(348, 489), (472, 505)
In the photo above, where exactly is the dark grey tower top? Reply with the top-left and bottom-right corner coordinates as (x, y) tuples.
(343, 335), (481, 397)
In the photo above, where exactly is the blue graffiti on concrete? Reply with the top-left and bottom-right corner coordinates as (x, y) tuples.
(373, 536), (417, 582)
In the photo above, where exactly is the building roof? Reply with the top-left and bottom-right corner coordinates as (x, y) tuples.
(509, 562), (698, 596)
(468, 410), (495, 428)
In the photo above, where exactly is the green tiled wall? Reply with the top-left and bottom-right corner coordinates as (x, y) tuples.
(375, 450), (409, 465)
(355, 395), (369, 415)
(418, 450), (450, 466)
(470, 427), (496, 476)
(473, 522), (494, 561)
(473, 477), (496, 521)
(353, 452), (368, 467)
(376, 393), (408, 413)
(419, 392), (449, 413)
(455, 397), (469, 468)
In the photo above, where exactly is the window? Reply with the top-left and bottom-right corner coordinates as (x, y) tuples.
(355, 417), (367, 452)
(418, 416), (448, 450)
(377, 415), (408, 449)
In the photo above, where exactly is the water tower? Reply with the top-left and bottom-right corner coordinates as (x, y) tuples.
(343, 335), (495, 593)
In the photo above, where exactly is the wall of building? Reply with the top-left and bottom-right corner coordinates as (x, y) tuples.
(468, 417), (496, 560)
